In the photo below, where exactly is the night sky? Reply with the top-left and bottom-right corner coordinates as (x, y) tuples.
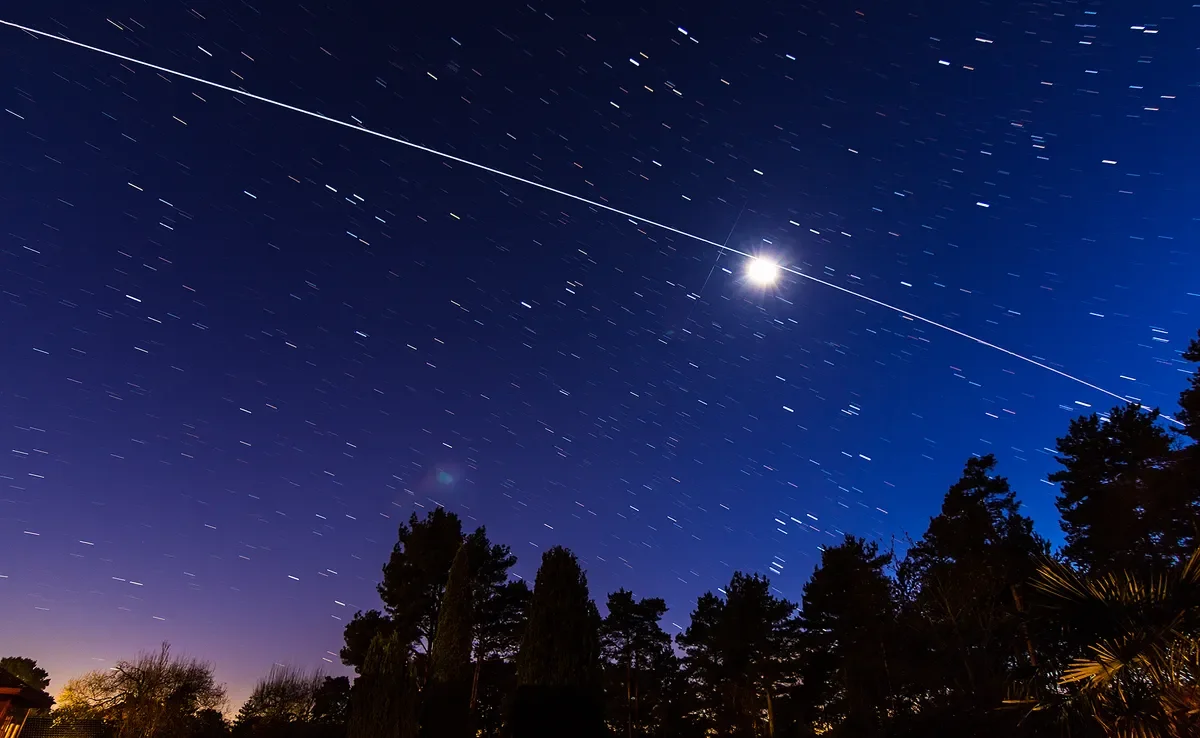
(2, 0), (1198, 707)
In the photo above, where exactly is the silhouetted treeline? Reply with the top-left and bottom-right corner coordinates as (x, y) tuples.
(14, 332), (1200, 738)
(331, 330), (1200, 738)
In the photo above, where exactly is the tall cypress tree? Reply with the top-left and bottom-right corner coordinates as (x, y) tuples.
(422, 543), (474, 738)
(510, 546), (606, 738)
(348, 633), (417, 738)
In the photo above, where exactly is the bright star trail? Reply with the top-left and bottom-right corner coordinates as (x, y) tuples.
(0, 18), (1159, 411)
(2, 2), (1195, 709)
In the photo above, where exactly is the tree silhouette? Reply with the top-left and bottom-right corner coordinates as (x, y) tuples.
(379, 508), (471, 659)
(600, 589), (672, 737)
(465, 529), (524, 716)
(192, 708), (232, 738)
(1010, 548), (1200, 737)
(234, 665), (323, 737)
(36, 326), (1200, 738)
(56, 642), (225, 738)
(471, 578), (530, 725)
(510, 546), (606, 738)
(340, 610), (391, 673)
(421, 542), (474, 738)
(345, 510), (519, 686)
(898, 454), (1046, 734)
(0, 656), (50, 691)
(311, 676), (350, 731)
(347, 632), (417, 738)
(678, 571), (799, 737)
(1169, 333), (1200, 562)
(1177, 330), (1200, 442)
(796, 536), (896, 737)
(1052, 405), (1180, 574)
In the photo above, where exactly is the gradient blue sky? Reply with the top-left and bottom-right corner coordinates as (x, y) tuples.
(2, 0), (1197, 708)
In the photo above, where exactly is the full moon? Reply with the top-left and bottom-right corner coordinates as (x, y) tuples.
(746, 257), (781, 286)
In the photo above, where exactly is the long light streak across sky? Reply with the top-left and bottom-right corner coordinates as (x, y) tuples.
(0, 18), (1163, 416)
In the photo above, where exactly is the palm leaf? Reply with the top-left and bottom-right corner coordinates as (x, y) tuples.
(1011, 548), (1200, 738)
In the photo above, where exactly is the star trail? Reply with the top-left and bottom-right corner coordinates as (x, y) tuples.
(0, 15), (1158, 413)
(1, 0), (1196, 707)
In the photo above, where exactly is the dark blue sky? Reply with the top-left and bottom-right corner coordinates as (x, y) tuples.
(2, 0), (1197, 706)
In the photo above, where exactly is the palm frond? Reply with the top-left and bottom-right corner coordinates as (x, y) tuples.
(1015, 548), (1200, 738)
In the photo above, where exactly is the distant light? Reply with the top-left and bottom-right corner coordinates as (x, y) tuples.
(747, 257), (780, 286)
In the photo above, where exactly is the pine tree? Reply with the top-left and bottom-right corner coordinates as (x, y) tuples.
(379, 508), (470, 656)
(343, 510), (518, 681)
(652, 650), (706, 738)
(510, 546), (606, 738)
(898, 454), (1046, 734)
(1052, 405), (1180, 573)
(600, 589), (672, 738)
(1177, 330), (1200, 442)
(340, 610), (391, 673)
(422, 543), (474, 738)
(677, 572), (799, 737)
(471, 579), (530, 737)
(1167, 332), (1200, 561)
(796, 536), (896, 737)
(464, 529), (522, 716)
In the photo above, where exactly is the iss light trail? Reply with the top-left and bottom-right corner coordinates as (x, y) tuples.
(0, 18), (1167, 419)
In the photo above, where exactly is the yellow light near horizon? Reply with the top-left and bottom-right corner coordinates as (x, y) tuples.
(746, 257), (780, 286)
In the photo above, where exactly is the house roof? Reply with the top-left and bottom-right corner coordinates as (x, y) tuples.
(0, 669), (55, 710)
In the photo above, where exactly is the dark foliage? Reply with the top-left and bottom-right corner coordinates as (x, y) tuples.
(379, 508), (470, 658)
(1052, 404), (1180, 574)
(221, 325), (1200, 738)
(421, 543), (474, 738)
(339, 610), (391, 673)
(797, 536), (896, 737)
(311, 677), (350, 728)
(347, 633), (418, 738)
(896, 455), (1047, 734)
(1178, 330), (1200, 442)
(599, 589), (673, 737)
(1, 656), (51, 690)
(342, 510), (519, 686)
(192, 709), (232, 738)
(30, 327), (1200, 738)
(677, 571), (799, 737)
(511, 546), (606, 738)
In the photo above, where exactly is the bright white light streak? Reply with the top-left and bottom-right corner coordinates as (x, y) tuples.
(0, 18), (1172, 422)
